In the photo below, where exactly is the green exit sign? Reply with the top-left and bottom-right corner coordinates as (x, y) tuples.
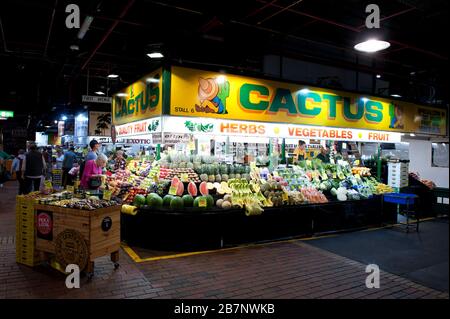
(0, 110), (14, 118)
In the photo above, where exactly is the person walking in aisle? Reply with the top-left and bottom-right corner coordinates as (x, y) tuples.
(21, 144), (46, 194)
(11, 149), (26, 194)
(62, 146), (77, 187)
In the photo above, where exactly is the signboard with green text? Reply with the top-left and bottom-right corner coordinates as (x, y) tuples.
(0, 110), (14, 118)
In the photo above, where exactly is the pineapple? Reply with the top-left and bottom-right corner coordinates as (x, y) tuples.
(219, 163), (228, 174)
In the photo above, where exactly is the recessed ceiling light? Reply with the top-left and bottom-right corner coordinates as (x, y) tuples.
(62, 116), (68, 121)
(95, 91), (105, 95)
(70, 44), (79, 51)
(376, 74), (381, 78)
(410, 133), (416, 137)
(354, 39), (390, 53)
(116, 93), (128, 97)
(391, 94), (402, 98)
(147, 52), (164, 59)
(54, 120), (58, 124)
(107, 74), (119, 78)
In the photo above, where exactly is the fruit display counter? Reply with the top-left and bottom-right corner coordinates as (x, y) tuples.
(107, 155), (397, 249)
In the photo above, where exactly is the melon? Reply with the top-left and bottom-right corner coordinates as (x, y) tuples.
(133, 194), (146, 207)
(199, 181), (209, 196)
(170, 196), (184, 209)
(216, 199), (224, 207)
(205, 195), (214, 208)
(182, 194), (194, 207)
(171, 176), (180, 188)
(222, 201), (232, 209)
(187, 181), (197, 197)
(207, 182), (214, 190)
(163, 195), (174, 206)
(176, 181), (184, 196)
(146, 193), (163, 208)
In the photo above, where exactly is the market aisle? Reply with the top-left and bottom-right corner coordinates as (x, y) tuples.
(0, 181), (19, 237)
(0, 184), (448, 299)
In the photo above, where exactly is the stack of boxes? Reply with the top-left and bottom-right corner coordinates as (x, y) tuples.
(388, 161), (409, 190)
(15, 193), (41, 267)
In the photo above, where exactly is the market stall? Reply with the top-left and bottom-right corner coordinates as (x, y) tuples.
(110, 65), (447, 249)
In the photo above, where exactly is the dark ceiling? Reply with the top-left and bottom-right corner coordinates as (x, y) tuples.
(0, 0), (448, 129)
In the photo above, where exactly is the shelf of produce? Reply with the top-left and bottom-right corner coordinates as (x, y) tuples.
(34, 204), (121, 275)
(122, 196), (395, 250)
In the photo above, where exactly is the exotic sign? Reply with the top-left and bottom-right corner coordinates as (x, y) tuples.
(170, 66), (447, 135)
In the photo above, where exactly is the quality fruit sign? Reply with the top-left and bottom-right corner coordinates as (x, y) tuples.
(162, 116), (402, 143)
(170, 66), (447, 135)
(115, 118), (161, 137)
(112, 68), (162, 125)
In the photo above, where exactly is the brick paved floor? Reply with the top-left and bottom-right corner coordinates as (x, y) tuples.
(1, 182), (448, 299)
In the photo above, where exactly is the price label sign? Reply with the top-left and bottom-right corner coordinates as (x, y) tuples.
(103, 190), (112, 201)
(169, 185), (178, 195)
(181, 173), (189, 182)
(198, 198), (207, 207)
(66, 185), (74, 193)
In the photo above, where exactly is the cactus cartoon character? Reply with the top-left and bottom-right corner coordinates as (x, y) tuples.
(389, 103), (405, 129)
(195, 77), (229, 114)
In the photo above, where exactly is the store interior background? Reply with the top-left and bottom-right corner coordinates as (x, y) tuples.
(0, 0), (448, 186)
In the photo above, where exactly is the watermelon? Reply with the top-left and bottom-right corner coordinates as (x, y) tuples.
(199, 181), (209, 196)
(171, 176), (180, 188)
(170, 196), (184, 209)
(176, 181), (184, 196)
(205, 195), (214, 208)
(187, 181), (197, 197)
(146, 193), (163, 207)
(163, 195), (174, 206)
(182, 194), (194, 207)
(193, 196), (206, 209)
(133, 194), (146, 207)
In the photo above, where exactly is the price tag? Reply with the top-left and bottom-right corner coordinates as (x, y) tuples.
(169, 185), (178, 195)
(181, 173), (189, 182)
(282, 192), (288, 202)
(103, 190), (112, 201)
(198, 197), (207, 207)
(66, 185), (74, 193)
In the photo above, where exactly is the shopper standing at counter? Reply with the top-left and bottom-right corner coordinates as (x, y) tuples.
(11, 149), (26, 194)
(316, 146), (330, 163)
(21, 143), (46, 193)
(62, 146), (77, 187)
(80, 153), (107, 189)
(86, 139), (100, 161)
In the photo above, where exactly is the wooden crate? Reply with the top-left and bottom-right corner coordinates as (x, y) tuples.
(34, 204), (121, 274)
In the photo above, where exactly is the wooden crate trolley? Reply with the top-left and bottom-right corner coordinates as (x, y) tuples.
(35, 204), (121, 279)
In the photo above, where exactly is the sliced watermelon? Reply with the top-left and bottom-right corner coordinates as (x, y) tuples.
(171, 176), (181, 188)
(187, 181), (197, 197)
(176, 181), (185, 196)
(199, 181), (209, 196)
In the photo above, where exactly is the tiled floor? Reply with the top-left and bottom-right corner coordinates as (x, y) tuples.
(1, 182), (448, 299)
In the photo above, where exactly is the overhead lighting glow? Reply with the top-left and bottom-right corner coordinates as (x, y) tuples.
(376, 74), (381, 79)
(62, 115), (68, 121)
(95, 91), (105, 95)
(54, 120), (58, 124)
(410, 133), (416, 137)
(116, 93), (128, 97)
(299, 88), (310, 95)
(216, 75), (226, 84)
(361, 97), (369, 103)
(45, 126), (51, 128)
(354, 39), (391, 53)
(76, 114), (88, 121)
(107, 74), (119, 79)
(147, 52), (164, 59)
(391, 94), (402, 98)
(146, 78), (160, 83)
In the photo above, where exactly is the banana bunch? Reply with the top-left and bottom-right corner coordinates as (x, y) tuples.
(228, 178), (265, 215)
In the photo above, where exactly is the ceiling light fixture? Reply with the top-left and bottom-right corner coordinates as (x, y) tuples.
(107, 74), (119, 79)
(354, 39), (390, 53)
(410, 133), (416, 137)
(376, 74), (381, 79)
(147, 52), (164, 59)
(95, 91), (105, 95)
(116, 93), (128, 97)
(391, 94), (402, 98)
(77, 16), (94, 40)
(146, 78), (160, 83)
(62, 115), (68, 121)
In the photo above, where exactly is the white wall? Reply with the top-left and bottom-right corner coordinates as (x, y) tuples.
(407, 139), (449, 188)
